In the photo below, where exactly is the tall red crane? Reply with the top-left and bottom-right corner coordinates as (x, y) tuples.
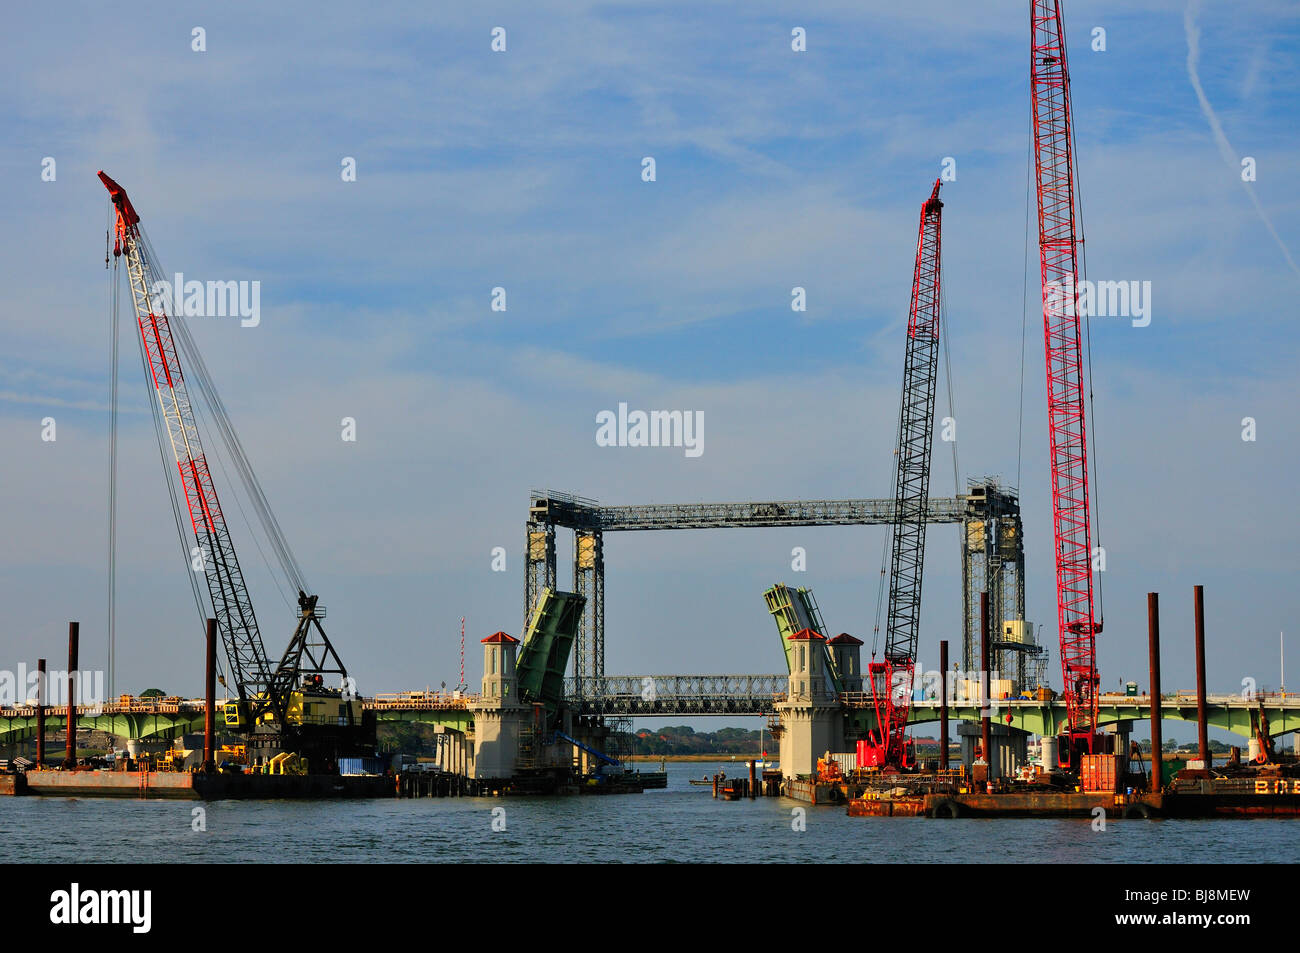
(864, 179), (944, 770)
(1030, 0), (1101, 765)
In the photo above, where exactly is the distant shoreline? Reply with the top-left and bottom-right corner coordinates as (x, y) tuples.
(628, 754), (770, 763)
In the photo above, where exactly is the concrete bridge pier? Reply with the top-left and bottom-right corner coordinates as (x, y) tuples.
(776, 704), (843, 779)
(959, 722), (1028, 779)
(1113, 720), (1133, 768)
(434, 726), (472, 777)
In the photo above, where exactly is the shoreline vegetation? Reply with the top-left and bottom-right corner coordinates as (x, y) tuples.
(629, 754), (766, 763)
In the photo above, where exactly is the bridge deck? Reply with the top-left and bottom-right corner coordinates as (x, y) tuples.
(3, 688), (1298, 741)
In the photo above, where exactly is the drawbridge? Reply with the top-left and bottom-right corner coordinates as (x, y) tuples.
(526, 482), (1044, 694)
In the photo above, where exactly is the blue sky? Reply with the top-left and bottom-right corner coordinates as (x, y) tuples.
(2, 1), (1299, 740)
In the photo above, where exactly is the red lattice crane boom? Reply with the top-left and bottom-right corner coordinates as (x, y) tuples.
(1030, 1), (1101, 765)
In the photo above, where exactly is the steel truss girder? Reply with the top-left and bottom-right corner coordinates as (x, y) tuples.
(568, 675), (787, 715)
(530, 494), (966, 531)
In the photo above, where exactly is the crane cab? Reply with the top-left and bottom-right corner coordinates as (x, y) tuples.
(224, 700), (250, 729)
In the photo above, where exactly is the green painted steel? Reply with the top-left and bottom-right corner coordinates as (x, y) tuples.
(371, 709), (475, 731)
(0, 710), (201, 745)
(841, 697), (1300, 742)
(763, 584), (842, 691)
(764, 584), (802, 674)
(516, 588), (585, 715)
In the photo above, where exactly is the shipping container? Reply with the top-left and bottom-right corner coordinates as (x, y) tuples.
(338, 756), (385, 777)
(957, 679), (1013, 702)
(1079, 753), (1121, 793)
(828, 752), (857, 774)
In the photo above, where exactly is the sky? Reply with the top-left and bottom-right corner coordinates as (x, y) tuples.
(2, 1), (1298, 743)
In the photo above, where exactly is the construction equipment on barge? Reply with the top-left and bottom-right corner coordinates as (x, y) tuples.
(100, 172), (376, 772)
(863, 178), (945, 771)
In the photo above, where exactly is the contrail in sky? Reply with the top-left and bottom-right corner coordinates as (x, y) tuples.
(1184, 0), (1299, 276)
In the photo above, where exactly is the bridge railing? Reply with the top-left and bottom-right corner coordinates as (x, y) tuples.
(565, 675), (788, 702)
(367, 691), (476, 710)
(0, 697), (205, 716)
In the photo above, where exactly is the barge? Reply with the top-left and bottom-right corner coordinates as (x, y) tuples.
(11, 768), (394, 800)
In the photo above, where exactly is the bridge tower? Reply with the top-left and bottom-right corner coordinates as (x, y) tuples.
(960, 479), (1043, 690)
(827, 634), (864, 693)
(526, 492), (607, 696)
(776, 629), (843, 779)
(472, 631), (528, 780)
(572, 529), (605, 697)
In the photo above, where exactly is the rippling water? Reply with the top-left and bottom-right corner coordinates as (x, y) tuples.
(3, 762), (1298, 864)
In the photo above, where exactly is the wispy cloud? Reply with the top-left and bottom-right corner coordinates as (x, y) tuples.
(1184, 0), (1299, 276)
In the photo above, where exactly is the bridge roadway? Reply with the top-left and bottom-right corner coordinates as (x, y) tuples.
(4, 685), (1299, 744)
(569, 679), (1300, 740)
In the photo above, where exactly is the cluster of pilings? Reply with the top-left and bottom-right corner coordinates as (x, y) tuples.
(932, 593), (992, 771)
(925, 585), (1222, 784)
(397, 770), (471, 797)
(712, 761), (781, 799)
(30, 622), (80, 769)
(24, 618), (220, 773)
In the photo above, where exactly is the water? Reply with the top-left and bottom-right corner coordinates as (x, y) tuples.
(3, 762), (1299, 863)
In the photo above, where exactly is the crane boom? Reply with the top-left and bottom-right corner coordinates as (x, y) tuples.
(1030, 0), (1101, 763)
(100, 174), (359, 762)
(865, 179), (943, 770)
(99, 171), (275, 713)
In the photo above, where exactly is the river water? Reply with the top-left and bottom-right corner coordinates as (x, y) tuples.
(3, 762), (1298, 863)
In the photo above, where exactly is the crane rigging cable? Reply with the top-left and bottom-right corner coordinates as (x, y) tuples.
(132, 227), (309, 600)
(189, 389), (296, 613)
(1068, 89), (1106, 628)
(107, 209), (120, 699)
(871, 247), (912, 659)
(938, 258), (958, 497)
(1017, 136), (1032, 493)
(101, 171), (366, 765)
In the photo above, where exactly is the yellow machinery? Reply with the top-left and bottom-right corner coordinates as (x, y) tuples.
(264, 752), (307, 775)
(817, 756), (844, 783)
(225, 691), (362, 730)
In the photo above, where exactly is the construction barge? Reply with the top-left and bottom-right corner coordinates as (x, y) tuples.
(845, 780), (1300, 819)
(820, 755), (1300, 819)
(2, 765), (667, 800)
(7, 769), (392, 800)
